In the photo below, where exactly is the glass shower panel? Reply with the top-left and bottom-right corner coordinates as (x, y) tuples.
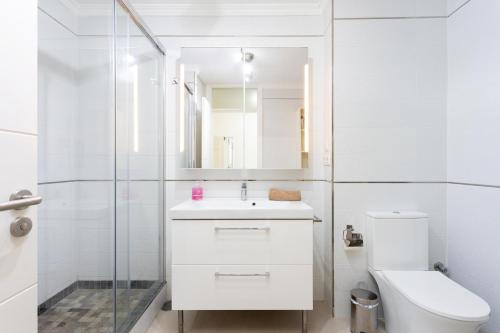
(38, 0), (115, 332)
(114, 1), (165, 331)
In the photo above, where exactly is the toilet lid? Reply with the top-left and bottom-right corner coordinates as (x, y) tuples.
(382, 271), (490, 322)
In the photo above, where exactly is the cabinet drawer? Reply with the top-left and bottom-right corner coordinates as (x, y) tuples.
(172, 265), (313, 310)
(172, 220), (312, 265)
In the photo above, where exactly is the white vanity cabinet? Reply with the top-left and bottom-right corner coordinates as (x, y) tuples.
(170, 198), (314, 332)
(171, 219), (313, 310)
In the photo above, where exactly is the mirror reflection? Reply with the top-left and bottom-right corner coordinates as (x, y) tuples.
(179, 47), (309, 169)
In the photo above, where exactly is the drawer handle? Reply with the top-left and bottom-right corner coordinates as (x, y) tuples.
(215, 272), (270, 278)
(214, 227), (270, 231)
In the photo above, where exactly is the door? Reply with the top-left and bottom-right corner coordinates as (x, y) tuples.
(0, 1), (38, 332)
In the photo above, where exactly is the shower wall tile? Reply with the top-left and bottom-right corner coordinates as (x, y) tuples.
(76, 181), (114, 281)
(38, 182), (78, 304)
(77, 37), (114, 181)
(38, 9), (79, 183)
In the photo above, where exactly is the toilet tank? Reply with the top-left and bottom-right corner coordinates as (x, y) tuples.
(366, 211), (429, 271)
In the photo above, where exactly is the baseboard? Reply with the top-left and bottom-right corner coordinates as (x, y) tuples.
(129, 284), (168, 333)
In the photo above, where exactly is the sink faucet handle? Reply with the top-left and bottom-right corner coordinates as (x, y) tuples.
(241, 182), (248, 201)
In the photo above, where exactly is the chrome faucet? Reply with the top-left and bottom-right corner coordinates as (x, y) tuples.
(241, 182), (247, 201)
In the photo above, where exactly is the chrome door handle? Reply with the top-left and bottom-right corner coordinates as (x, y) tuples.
(215, 272), (270, 278)
(214, 227), (270, 231)
(0, 190), (42, 212)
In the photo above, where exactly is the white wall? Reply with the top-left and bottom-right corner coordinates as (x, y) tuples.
(333, 0), (447, 317)
(447, 0), (500, 332)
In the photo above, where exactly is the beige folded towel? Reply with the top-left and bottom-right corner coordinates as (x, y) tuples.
(269, 188), (302, 201)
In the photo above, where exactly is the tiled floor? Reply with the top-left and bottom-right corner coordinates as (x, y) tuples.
(38, 289), (147, 333)
(146, 302), (386, 333)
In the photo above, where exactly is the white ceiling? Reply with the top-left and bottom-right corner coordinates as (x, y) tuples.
(181, 47), (307, 87)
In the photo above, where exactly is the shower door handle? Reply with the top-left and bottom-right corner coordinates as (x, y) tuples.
(0, 190), (42, 212)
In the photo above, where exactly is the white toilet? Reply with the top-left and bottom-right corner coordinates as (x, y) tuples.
(366, 211), (490, 333)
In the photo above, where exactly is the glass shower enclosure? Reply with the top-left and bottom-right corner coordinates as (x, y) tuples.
(37, 0), (165, 332)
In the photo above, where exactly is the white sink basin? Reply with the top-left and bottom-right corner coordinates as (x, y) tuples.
(170, 198), (314, 220)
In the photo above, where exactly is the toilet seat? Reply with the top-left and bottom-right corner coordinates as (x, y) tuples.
(381, 270), (490, 322)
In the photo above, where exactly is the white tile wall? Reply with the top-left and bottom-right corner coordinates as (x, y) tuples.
(76, 181), (113, 281)
(332, 0), (447, 318)
(447, 1), (500, 332)
(447, 185), (500, 333)
(334, 18), (447, 182)
(38, 10), (79, 183)
(77, 37), (114, 181)
(447, 0), (500, 186)
(38, 183), (78, 304)
(38, 6), (80, 304)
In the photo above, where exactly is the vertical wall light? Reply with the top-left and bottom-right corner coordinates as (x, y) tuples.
(303, 63), (310, 153)
(132, 64), (139, 153)
(179, 64), (185, 153)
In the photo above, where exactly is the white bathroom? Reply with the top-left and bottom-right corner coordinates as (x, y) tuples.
(0, 0), (499, 332)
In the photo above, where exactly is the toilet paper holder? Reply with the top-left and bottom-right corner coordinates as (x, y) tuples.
(343, 225), (364, 248)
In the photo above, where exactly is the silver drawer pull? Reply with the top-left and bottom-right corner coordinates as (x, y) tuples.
(0, 190), (42, 212)
(214, 227), (270, 231)
(215, 272), (270, 278)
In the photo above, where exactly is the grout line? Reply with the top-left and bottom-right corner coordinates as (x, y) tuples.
(156, 34), (325, 38)
(335, 181), (500, 189)
(333, 181), (446, 184)
(165, 179), (329, 182)
(448, 0), (473, 18)
(448, 181), (500, 189)
(38, 179), (332, 185)
(334, 15), (447, 21)
(38, 179), (500, 189)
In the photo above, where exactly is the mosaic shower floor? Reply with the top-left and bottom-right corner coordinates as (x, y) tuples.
(38, 288), (148, 333)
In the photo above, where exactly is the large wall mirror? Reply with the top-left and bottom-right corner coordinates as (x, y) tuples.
(179, 47), (309, 169)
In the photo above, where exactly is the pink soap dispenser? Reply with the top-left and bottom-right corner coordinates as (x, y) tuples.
(192, 181), (203, 201)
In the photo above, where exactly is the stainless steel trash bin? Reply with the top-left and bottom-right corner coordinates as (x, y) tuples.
(350, 289), (379, 333)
